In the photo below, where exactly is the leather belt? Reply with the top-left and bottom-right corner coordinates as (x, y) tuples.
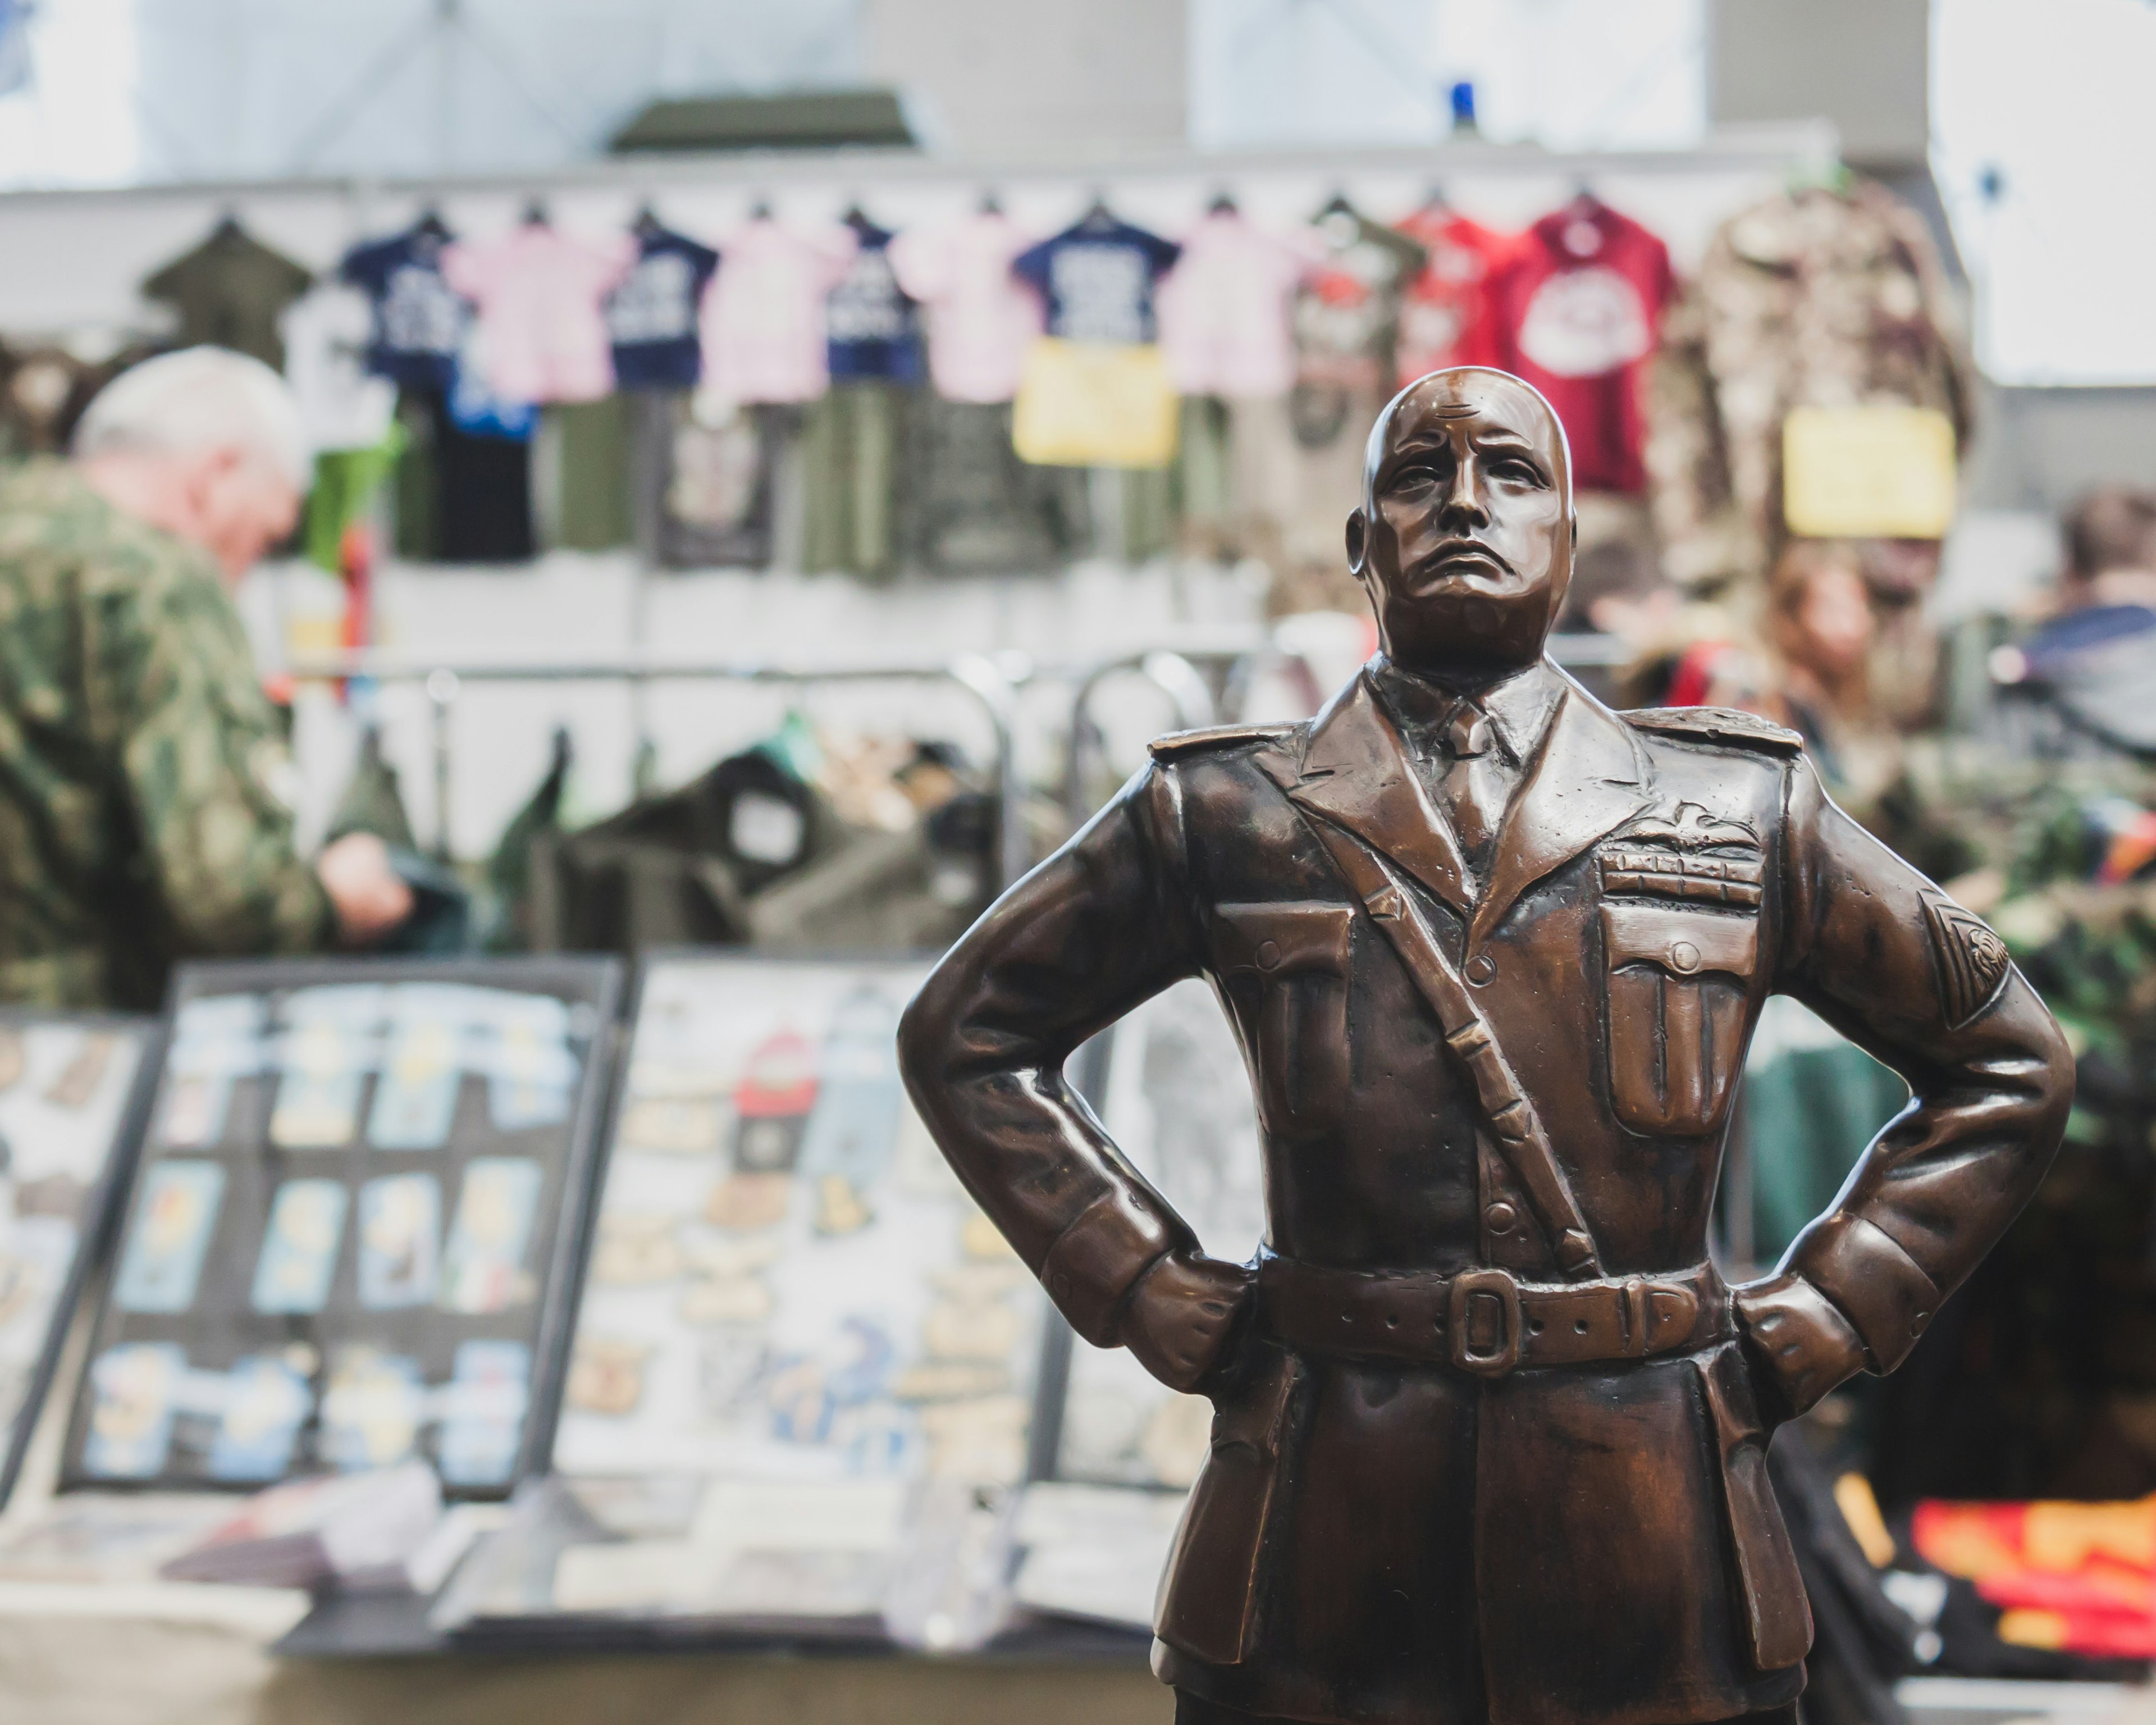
(1258, 1256), (1730, 1376)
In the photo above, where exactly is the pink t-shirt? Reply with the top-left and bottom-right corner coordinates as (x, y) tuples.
(440, 224), (634, 404)
(886, 211), (1043, 404)
(700, 218), (857, 405)
(1155, 210), (1319, 399)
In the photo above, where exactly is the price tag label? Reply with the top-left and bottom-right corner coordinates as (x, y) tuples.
(1783, 405), (1957, 538)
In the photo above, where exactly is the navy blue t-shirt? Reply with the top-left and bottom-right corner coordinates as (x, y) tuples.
(1012, 211), (1181, 344)
(826, 215), (924, 384)
(606, 225), (721, 391)
(340, 222), (469, 392)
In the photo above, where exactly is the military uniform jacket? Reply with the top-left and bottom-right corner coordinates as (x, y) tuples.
(0, 462), (333, 1010)
(901, 658), (2070, 1725)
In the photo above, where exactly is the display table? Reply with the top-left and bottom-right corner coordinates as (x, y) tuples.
(0, 1611), (1171, 1725)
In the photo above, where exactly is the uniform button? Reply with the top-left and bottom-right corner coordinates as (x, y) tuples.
(1669, 941), (1700, 975)
(1465, 954), (1497, 985)
(1257, 939), (1281, 970)
(1485, 1202), (1518, 1234)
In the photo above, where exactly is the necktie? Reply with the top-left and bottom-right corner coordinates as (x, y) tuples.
(1443, 699), (1508, 864)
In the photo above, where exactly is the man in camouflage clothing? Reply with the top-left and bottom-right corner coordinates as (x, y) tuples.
(0, 346), (411, 1010)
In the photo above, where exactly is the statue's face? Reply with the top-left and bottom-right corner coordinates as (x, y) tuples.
(1347, 369), (1575, 679)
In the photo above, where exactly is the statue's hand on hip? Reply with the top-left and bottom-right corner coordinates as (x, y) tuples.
(1118, 1249), (1257, 1395)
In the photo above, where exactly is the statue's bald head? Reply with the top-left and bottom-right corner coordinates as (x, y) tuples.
(1346, 367), (1577, 681)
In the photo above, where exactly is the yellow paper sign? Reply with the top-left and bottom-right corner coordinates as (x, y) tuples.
(1782, 404), (1957, 539)
(1012, 337), (1179, 469)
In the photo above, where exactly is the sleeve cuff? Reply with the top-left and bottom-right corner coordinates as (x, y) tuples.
(1786, 1211), (1943, 1373)
(1038, 1188), (1180, 1345)
(1733, 1271), (1867, 1416)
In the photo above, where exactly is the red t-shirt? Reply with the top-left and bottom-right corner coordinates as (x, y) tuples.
(1392, 207), (1519, 385)
(1490, 199), (1673, 495)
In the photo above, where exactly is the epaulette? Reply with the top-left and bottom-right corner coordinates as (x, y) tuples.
(1624, 706), (1804, 756)
(1147, 722), (1299, 763)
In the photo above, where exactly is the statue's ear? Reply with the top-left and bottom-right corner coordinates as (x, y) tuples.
(1346, 508), (1368, 577)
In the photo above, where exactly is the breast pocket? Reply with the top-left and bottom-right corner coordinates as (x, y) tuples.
(1602, 901), (1757, 1136)
(1213, 902), (1352, 1136)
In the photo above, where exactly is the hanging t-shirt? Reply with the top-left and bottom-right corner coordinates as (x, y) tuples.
(280, 283), (398, 454)
(1012, 209), (1181, 345)
(341, 222), (471, 393)
(700, 217), (857, 407)
(887, 210), (1041, 404)
(141, 220), (314, 369)
(1294, 205), (1427, 399)
(440, 222), (634, 405)
(1392, 205), (1519, 385)
(1155, 208), (1317, 399)
(825, 213), (924, 384)
(605, 224), (720, 391)
(1491, 197), (1674, 495)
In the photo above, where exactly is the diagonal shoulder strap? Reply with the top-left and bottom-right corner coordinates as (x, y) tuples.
(1302, 811), (1604, 1280)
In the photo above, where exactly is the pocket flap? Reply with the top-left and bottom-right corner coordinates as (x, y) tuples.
(1214, 901), (1353, 977)
(1602, 901), (1757, 980)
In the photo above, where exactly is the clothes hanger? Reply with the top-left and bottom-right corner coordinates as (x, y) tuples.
(748, 196), (774, 221)
(977, 187), (1002, 216)
(1079, 190), (1116, 230)
(522, 195), (551, 226)
(412, 206), (452, 242)
(1208, 188), (1239, 216)
(631, 200), (663, 240)
(1418, 181), (1451, 216)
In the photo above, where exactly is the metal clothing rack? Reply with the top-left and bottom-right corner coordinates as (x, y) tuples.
(289, 652), (1029, 887)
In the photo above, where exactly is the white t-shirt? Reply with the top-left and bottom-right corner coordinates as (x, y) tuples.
(280, 284), (398, 454)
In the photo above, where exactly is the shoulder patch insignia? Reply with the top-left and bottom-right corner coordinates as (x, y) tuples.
(1147, 722), (1300, 763)
(1624, 706), (1804, 756)
(1924, 892), (2013, 1030)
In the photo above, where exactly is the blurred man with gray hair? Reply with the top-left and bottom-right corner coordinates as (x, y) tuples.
(0, 345), (410, 1010)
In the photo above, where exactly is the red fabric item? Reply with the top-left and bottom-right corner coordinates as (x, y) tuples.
(1393, 206), (1519, 385)
(1490, 197), (1674, 495)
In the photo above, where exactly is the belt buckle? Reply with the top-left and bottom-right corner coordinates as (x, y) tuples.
(1448, 1266), (1522, 1377)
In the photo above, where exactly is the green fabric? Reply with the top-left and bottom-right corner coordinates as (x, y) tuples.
(304, 432), (404, 574)
(1743, 1041), (1910, 1261)
(1093, 465), (1174, 563)
(483, 733), (572, 952)
(0, 461), (332, 1009)
(545, 397), (633, 551)
(801, 382), (900, 579)
(1176, 395), (1234, 542)
(392, 393), (440, 561)
(140, 223), (313, 369)
(325, 725), (417, 852)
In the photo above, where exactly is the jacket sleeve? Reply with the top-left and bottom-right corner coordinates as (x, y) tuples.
(1738, 755), (2073, 1413)
(95, 553), (335, 959)
(898, 761), (1207, 1347)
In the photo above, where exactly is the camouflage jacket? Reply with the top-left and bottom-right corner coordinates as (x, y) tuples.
(1645, 180), (1976, 594)
(0, 460), (331, 1009)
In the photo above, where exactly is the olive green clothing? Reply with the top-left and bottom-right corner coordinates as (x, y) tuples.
(0, 461), (333, 1010)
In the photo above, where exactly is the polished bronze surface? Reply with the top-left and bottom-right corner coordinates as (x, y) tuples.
(897, 368), (2072, 1725)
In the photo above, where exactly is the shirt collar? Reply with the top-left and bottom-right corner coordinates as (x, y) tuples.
(1369, 656), (1563, 765)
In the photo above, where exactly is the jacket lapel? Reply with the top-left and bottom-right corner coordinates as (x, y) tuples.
(1466, 671), (1656, 955)
(1277, 672), (1476, 919)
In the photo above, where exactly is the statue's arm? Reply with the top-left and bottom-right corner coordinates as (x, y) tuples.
(898, 763), (1253, 1391)
(1736, 755), (2075, 1416)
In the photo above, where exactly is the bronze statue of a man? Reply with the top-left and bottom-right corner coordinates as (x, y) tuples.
(898, 368), (2071, 1725)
